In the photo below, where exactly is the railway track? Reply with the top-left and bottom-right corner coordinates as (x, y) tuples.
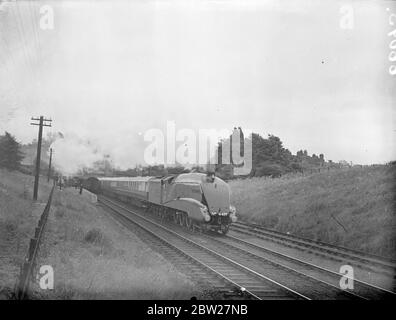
(164, 224), (394, 299)
(98, 196), (306, 300)
(96, 196), (395, 300)
(217, 233), (395, 300)
(230, 221), (396, 277)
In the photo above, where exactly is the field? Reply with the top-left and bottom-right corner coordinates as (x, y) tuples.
(229, 164), (396, 258)
(0, 169), (208, 299)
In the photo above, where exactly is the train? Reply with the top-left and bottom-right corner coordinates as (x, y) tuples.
(83, 172), (237, 234)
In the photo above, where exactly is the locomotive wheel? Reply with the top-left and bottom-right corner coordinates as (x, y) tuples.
(178, 214), (184, 226)
(220, 224), (229, 235)
(182, 214), (188, 227)
(185, 217), (193, 230)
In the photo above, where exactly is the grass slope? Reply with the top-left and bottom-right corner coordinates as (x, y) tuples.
(33, 188), (204, 299)
(0, 169), (53, 299)
(229, 165), (396, 258)
(0, 169), (207, 299)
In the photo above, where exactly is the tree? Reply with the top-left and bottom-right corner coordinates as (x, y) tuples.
(255, 162), (283, 178)
(291, 161), (303, 172)
(319, 154), (325, 166)
(0, 132), (24, 170)
(215, 127), (330, 178)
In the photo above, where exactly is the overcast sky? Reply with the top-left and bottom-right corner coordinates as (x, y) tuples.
(0, 0), (395, 173)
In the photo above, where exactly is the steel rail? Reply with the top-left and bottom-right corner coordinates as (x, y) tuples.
(231, 222), (396, 275)
(220, 234), (395, 300)
(98, 196), (309, 300)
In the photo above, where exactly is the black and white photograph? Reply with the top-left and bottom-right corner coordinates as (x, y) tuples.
(0, 0), (395, 306)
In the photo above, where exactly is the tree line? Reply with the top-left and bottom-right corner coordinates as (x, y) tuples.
(1, 129), (334, 180)
(0, 131), (59, 177)
(0, 132), (24, 170)
(215, 128), (331, 179)
(78, 128), (332, 180)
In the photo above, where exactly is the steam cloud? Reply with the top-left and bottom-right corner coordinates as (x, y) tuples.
(50, 134), (106, 176)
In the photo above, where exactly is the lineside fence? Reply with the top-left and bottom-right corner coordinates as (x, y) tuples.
(15, 184), (56, 299)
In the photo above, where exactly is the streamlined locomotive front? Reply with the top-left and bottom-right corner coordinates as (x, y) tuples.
(199, 174), (237, 234)
(162, 173), (237, 234)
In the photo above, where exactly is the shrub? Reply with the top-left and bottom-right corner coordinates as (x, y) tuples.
(84, 228), (105, 244)
(255, 163), (284, 177)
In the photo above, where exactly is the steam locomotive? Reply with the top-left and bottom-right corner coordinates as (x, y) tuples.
(84, 172), (237, 234)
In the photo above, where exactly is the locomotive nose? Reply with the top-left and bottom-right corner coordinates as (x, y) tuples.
(201, 179), (231, 214)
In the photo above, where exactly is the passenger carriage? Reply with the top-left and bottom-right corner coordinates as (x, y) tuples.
(83, 173), (237, 234)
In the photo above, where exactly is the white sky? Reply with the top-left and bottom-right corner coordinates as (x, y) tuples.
(0, 0), (395, 173)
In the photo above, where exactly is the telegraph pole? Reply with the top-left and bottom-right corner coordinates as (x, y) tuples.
(31, 116), (52, 200)
(47, 148), (54, 183)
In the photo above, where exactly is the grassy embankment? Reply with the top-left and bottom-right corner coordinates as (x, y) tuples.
(229, 164), (395, 258)
(0, 169), (205, 299)
(0, 169), (53, 299)
(34, 188), (205, 299)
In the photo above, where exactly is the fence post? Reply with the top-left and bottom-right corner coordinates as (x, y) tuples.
(15, 185), (55, 300)
(35, 227), (40, 238)
(28, 238), (37, 261)
(17, 262), (30, 299)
